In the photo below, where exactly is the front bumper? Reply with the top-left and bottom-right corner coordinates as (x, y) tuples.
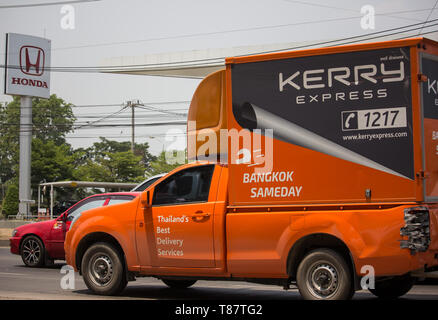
(9, 237), (21, 255)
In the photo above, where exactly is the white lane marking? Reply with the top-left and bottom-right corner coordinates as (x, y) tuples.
(0, 272), (27, 276)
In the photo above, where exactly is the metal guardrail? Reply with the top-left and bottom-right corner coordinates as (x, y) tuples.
(6, 214), (59, 221)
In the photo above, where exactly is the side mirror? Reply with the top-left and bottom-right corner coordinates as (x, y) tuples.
(140, 190), (152, 208)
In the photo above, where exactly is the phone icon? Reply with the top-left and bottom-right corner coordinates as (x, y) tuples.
(345, 113), (355, 128)
(342, 111), (358, 131)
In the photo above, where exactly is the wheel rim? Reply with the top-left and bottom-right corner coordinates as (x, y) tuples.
(22, 239), (41, 265)
(306, 262), (339, 299)
(88, 254), (114, 287)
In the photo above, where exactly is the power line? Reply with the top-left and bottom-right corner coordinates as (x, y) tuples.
(283, 0), (427, 22)
(419, 0), (438, 35)
(48, 8), (438, 52)
(236, 20), (438, 57)
(74, 105), (128, 129)
(0, 121), (188, 133)
(396, 27), (438, 40)
(136, 105), (187, 118)
(2, 101), (190, 109)
(0, 0), (100, 9)
(2, 18), (438, 75)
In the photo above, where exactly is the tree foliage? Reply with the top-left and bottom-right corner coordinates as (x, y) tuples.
(31, 138), (74, 185)
(2, 182), (19, 217)
(0, 95), (76, 183)
(148, 150), (187, 176)
(73, 138), (157, 183)
(0, 95), (187, 209)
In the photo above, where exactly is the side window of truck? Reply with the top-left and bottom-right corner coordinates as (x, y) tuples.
(153, 165), (215, 206)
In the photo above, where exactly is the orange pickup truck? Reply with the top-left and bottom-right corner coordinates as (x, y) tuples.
(65, 38), (438, 300)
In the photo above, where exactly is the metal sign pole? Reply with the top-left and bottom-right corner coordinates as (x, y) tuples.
(18, 96), (32, 218)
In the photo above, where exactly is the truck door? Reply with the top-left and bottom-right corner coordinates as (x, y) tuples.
(145, 164), (217, 268)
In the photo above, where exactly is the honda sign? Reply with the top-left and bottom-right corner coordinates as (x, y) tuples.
(4, 33), (51, 98)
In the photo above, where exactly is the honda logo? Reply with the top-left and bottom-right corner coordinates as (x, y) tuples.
(19, 46), (45, 76)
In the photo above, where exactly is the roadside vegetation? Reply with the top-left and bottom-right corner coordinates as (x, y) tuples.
(0, 95), (183, 217)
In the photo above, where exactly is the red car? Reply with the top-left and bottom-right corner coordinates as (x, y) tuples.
(10, 192), (139, 267)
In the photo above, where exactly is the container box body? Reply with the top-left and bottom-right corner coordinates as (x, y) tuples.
(223, 39), (438, 206)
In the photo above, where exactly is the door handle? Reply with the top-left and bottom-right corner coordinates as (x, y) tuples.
(191, 211), (210, 221)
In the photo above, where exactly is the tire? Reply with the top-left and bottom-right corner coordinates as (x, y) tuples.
(81, 242), (127, 296)
(162, 279), (197, 289)
(368, 274), (414, 299)
(296, 248), (354, 300)
(21, 235), (45, 267)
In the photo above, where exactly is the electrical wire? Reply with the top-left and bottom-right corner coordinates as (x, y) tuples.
(0, 0), (100, 9)
(48, 8), (438, 52)
(2, 18), (438, 74)
(283, 0), (427, 22)
(418, 0), (438, 35)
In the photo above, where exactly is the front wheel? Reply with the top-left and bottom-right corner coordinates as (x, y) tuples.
(81, 242), (127, 296)
(21, 236), (45, 267)
(368, 275), (414, 299)
(162, 279), (197, 289)
(296, 248), (354, 300)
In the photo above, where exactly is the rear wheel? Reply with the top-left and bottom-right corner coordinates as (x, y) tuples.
(21, 236), (45, 267)
(368, 275), (414, 299)
(81, 242), (127, 296)
(162, 279), (197, 289)
(296, 248), (354, 300)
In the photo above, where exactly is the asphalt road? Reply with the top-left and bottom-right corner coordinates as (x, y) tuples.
(1, 247), (438, 301)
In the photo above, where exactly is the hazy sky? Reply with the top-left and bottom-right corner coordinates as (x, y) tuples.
(0, 0), (437, 154)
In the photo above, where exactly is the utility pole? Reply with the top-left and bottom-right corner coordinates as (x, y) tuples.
(126, 100), (142, 153)
(130, 101), (135, 153)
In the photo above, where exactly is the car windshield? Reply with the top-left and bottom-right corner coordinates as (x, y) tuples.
(132, 177), (160, 191)
(66, 197), (106, 222)
(107, 195), (135, 205)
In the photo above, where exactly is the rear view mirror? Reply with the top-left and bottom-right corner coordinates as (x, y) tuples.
(141, 190), (152, 208)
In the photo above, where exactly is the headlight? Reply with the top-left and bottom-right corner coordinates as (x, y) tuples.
(12, 229), (18, 237)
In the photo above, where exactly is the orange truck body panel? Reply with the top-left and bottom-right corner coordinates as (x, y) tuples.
(65, 38), (438, 283)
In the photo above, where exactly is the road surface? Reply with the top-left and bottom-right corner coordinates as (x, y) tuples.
(1, 247), (438, 300)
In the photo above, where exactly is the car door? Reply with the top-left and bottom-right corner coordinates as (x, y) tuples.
(143, 165), (217, 268)
(48, 196), (108, 258)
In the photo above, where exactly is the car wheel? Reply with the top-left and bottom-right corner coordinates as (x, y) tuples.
(296, 248), (354, 300)
(368, 274), (414, 299)
(162, 279), (197, 289)
(21, 236), (45, 267)
(81, 242), (127, 296)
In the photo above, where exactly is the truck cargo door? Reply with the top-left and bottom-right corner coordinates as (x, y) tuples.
(145, 164), (217, 268)
(420, 53), (438, 201)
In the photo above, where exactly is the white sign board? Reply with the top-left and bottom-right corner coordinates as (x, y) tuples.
(4, 33), (51, 99)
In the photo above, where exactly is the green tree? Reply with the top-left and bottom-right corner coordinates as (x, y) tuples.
(148, 150), (187, 176)
(85, 137), (156, 170)
(73, 138), (156, 183)
(31, 138), (74, 186)
(2, 182), (19, 217)
(0, 95), (76, 183)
